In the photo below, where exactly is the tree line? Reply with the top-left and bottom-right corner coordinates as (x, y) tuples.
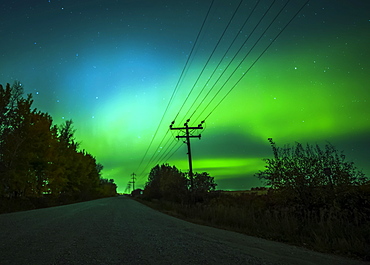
(139, 138), (369, 259)
(142, 137), (368, 209)
(143, 163), (217, 203)
(256, 138), (368, 210)
(0, 82), (117, 207)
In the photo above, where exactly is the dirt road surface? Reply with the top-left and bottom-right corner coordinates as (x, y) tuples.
(0, 196), (366, 264)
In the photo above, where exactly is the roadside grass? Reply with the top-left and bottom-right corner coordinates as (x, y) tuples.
(135, 192), (370, 261)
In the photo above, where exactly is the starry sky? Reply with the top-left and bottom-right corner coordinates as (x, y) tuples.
(1, 0), (369, 193)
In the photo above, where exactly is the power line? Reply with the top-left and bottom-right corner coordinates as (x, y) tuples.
(135, 0), (216, 176)
(172, 0), (216, 123)
(138, 130), (170, 176)
(136, 0), (250, 181)
(130, 172), (136, 191)
(170, 120), (204, 190)
(125, 182), (131, 193)
(135, 0), (310, 186)
(180, 0), (261, 123)
(202, 0), (310, 121)
(137, 138), (181, 183)
(176, 0), (245, 125)
(158, 139), (183, 165)
(191, 0), (278, 122)
(153, 137), (178, 165)
(136, 127), (182, 182)
(137, 0), (274, 181)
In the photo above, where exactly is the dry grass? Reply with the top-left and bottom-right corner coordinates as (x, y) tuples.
(137, 191), (370, 261)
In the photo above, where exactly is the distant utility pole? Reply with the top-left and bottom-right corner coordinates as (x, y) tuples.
(130, 172), (136, 192)
(125, 182), (131, 193)
(170, 119), (204, 191)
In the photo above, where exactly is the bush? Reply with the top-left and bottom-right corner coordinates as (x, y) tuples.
(256, 138), (367, 208)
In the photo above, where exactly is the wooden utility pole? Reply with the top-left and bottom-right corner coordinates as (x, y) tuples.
(170, 119), (204, 191)
(130, 172), (136, 192)
(125, 182), (131, 193)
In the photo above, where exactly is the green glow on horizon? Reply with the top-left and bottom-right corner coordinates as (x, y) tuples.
(2, 0), (368, 192)
(171, 157), (266, 177)
(72, 40), (369, 192)
(212, 44), (369, 143)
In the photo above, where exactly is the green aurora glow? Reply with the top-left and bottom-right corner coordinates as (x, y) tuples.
(1, 0), (369, 192)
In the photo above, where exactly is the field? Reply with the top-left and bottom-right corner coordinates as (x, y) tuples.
(137, 186), (370, 261)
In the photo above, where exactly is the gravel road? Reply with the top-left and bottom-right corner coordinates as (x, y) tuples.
(0, 196), (366, 265)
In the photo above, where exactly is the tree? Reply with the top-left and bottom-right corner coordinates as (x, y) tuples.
(1, 92), (59, 197)
(0, 81), (111, 203)
(99, 178), (117, 197)
(23, 111), (56, 196)
(0, 88), (38, 197)
(45, 125), (69, 197)
(193, 172), (217, 193)
(0, 83), (11, 137)
(76, 151), (101, 199)
(58, 119), (78, 150)
(144, 164), (162, 199)
(55, 120), (83, 197)
(144, 164), (217, 203)
(191, 172), (217, 203)
(256, 138), (367, 207)
(0, 81), (24, 143)
(144, 164), (188, 202)
(0, 83), (23, 186)
(0, 82), (57, 197)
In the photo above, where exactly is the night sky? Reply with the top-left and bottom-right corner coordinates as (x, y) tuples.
(1, 0), (369, 193)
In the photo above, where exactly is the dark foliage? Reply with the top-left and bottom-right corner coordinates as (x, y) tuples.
(255, 138), (367, 208)
(138, 139), (369, 260)
(144, 164), (188, 202)
(0, 82), (117, 213)
(143, 164), (217, 203)
(192, 172), (217, 202)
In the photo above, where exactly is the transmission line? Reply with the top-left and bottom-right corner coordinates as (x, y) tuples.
(180, 0), (261, 124)
(176, 0), (245, 125)
(141, 0), (273, 178)
(192, 0), (282, 118)
(135, 0), (215, 176)
(136, 0), (310, 183)
(191, 0), (278, 122)
(172, 0), (216, 123)
(203, 0), (310, 121)
(162, 140), (184, 162)
(137, 137), (181, 182)
(149, 133), (176, 167)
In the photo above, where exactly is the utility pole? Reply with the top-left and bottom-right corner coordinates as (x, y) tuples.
(125, 182), (131, 193)
(170, 119), (204, 191)
(130, 172), (136, 192)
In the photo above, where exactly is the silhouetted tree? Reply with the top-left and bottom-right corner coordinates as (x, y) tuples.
(0, 83), (23, 192)
(144, 164), (162, 199)
(144, 164), (188, 202)
(0, 82), (113, 202)
(58, 119), (78, 150)
(131, 188), (143, 197)
(193, 172), (217, 193)
(144, 164), (217, 203)
(99, 178), (118, 197)
(0, 86), (39, 197)
(256, 138), (367, 207)
(191, 172), (217, 203)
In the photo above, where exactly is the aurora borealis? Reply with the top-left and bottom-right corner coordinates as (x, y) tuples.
(1, 0), (369, 193)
